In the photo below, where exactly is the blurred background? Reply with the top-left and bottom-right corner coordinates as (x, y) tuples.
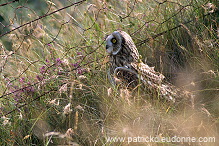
(0, 0), (218, 145)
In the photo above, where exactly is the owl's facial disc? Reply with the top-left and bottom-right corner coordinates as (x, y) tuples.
(106, 31), (122, 55)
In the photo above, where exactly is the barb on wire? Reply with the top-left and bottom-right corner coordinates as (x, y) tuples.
(0, 0), (86, 37)
(136, 9), (219, 46)
(2, 88), (57, 116)
(0, 0), (19, 7)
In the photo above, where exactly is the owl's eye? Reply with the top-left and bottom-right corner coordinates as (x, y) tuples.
(111, 38), (117, 44)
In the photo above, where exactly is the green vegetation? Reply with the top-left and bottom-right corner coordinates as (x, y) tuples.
(0, 0), (218, 145)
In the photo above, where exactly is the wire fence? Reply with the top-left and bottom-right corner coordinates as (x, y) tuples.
(0, 0), (218, 131)
(0, 0), (218, 145)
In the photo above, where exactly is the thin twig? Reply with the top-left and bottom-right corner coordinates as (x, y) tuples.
(136, 10), (219, 46)
(0, 0), (19, 7)
(0, 0), (86, 37)
(3, 89), (57, 116)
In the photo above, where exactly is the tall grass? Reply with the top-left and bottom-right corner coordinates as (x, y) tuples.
(0, 0), (218, 145)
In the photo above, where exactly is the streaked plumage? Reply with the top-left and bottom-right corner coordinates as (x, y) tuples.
(105, 30), (193, 103)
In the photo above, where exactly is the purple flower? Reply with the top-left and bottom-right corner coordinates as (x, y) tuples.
(77, 52), (82, 55)
(36, 75), (43, 81)
(12, 88), (23, 101)
(40, 65), (46, 74)
(40, 66), (45, 70)
(24, 82), (35, 93)
(77, 69), (83, 74)
(48, 43), (52, 47)
(19, 77), (25, 83)
(57, 71), (63, 75)
(56, 58), (62, 65)
(72, 63), (79, 68)
(45, 59), (49, 63)
(14, 92), (22, 102)
(56, 58), (61, 62)
(76, 68), (86, 74)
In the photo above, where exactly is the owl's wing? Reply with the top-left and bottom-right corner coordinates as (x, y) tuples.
(131, 62), (165, 84)
(131, 62), (194, 103)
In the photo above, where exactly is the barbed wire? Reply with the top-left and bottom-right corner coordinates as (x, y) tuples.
(0, 0), (19, 7)
(0, 0), (86, 37)
(136, 8), (219, 46)
(0, 0), (218, 117)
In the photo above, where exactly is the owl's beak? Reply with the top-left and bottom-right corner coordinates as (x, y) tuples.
(106, 45), (113, 54)
(106, 45), (109, 50)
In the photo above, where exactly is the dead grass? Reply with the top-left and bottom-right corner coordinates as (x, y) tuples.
(0, 0), (218, 145)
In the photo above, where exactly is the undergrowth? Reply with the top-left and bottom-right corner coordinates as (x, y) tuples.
(0, 0), (218, 145)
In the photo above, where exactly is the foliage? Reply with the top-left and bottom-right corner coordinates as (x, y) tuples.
(0, 0), (218, 145)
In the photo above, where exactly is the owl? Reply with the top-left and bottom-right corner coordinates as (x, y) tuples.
(105, 30), (194, 103)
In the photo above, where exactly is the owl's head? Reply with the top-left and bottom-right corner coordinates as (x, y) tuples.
(105, 31), (139, 61)
(105, 31), (123, 55)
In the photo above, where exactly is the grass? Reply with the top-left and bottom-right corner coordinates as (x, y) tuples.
(0, 0), (219, 145)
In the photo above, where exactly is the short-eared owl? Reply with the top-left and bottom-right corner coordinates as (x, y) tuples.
(106, 30), (193, 103)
